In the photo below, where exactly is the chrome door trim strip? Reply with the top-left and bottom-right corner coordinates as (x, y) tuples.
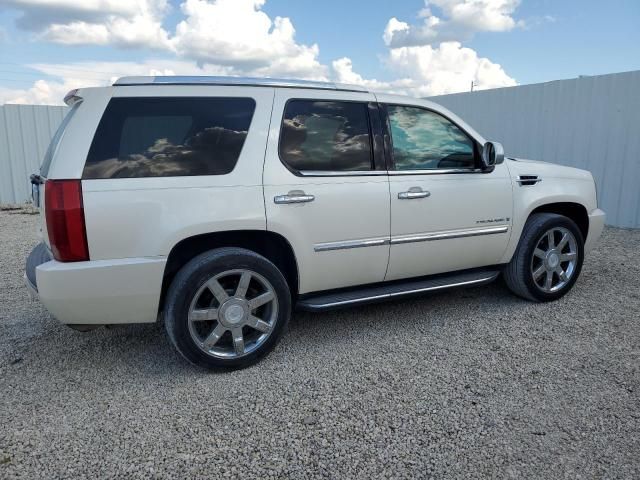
(390, 225), (509, 245)
(314, 237), (389, 252)
(305, 273), (500, 309)
(314, 226), (508, 252)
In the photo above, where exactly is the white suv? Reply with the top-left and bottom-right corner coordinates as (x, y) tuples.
(25, 76), (605, 369)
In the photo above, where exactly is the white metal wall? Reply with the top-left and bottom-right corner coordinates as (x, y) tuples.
(0, 104), (68, 204)
(430, 70), (640, 228)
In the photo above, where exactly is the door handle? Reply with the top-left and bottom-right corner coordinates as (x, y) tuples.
(274, 190), (315, 204)
(398, 187), (430, 200)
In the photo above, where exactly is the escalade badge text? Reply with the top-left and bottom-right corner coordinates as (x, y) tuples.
(476, 217), (510, 224)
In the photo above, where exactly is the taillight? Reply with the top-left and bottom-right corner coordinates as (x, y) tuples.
(45, 180), (89, 262)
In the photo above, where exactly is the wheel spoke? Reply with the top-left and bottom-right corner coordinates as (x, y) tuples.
(207, 278), (229, 303)
(560, 252), (576, 262)
(556, 267), (568, 282)
(232, 328), (245, 355)
(249, 291), (275, 310)
(203, 324), (226, 348)
(534, 248), (546, 259)
(235, 271), (252, 299)
(533, 265), (546, 280)
(557, 233), (569, 250)
(247, 315), (271, 333)
(189, 308), (218, 322)
(546, 231), (555, 249)
(544, 271), (553, 290)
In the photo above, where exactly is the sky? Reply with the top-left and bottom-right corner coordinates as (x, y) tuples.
(0, 0), (638, 105)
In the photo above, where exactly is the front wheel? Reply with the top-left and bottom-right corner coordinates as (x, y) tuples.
(164, 248), (291, 370)
(503, 213), (584, 302)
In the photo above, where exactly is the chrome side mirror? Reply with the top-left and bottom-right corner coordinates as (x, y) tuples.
(481, 141), (505, 169)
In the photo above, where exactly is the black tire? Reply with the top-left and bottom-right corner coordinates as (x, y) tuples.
(503, 213), (584, 302)
(164, 247), (291, 370)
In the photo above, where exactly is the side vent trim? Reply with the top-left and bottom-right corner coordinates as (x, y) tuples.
(517, 175), (542, 186)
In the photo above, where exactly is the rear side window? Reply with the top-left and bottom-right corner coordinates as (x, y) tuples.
(83, 97), (255, 179)
(279, 100), (373, 172)
(41, 102), (80, 177)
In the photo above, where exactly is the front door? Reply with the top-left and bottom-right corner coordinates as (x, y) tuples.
(383, 103), (513, 281)
(263, 89), (391, 294)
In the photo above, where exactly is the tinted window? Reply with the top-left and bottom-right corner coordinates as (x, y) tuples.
(41, 102), (80, 177)
(280, 100), (372, 172)
(387, 105), (475, 170)
(83, 97), (255, 178)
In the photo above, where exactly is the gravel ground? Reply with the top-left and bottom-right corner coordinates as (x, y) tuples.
(1, 209), (639, 479)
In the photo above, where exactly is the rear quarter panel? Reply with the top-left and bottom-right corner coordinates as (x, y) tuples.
(81, 85), (275, 260)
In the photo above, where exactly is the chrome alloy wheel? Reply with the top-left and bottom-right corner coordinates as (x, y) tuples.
(530, 227), (578, 293)
(187, 269), (278, 359)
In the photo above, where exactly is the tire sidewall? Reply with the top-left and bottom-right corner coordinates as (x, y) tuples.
(521, 215), (584, 302)
(165, 249), (291, 370)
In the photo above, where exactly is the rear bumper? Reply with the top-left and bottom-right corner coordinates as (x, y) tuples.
(585, 208), (606, 254)
(25, 243), (166, 325)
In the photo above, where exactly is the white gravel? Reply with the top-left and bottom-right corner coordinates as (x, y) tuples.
(1, 208), (639, 479)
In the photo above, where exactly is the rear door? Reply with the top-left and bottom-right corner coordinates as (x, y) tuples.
(263, 89), (391, 294)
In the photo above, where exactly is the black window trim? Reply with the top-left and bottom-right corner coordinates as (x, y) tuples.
(277, 98), (386, 177)
(380, 103), (491, 176)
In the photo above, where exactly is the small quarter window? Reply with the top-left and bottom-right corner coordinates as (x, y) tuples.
(41, 102), (80, 177)
(279, 100), (373, 172)
(387, 105), (476, 171)
(83, 97), (255, 178)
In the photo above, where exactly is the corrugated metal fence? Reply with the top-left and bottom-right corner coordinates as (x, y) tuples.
(0, 104), (68, 205)
(430, 70), (640, 228)
(1, 72), (639, 227)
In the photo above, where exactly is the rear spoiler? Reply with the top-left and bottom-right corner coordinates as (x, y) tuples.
(63, 89), (83, 106)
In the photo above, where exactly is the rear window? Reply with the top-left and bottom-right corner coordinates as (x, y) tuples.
(83, 97), (256, 179)
(279, 100), (373, 172)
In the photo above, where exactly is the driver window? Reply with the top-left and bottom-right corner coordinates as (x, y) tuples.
(386, 105), (475, 170)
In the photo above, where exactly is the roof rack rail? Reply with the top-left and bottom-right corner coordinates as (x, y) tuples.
(113, 76), (368, 93)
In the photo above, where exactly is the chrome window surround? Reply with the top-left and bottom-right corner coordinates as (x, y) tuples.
(298, 170), (387, 177)
(388, 168), (483, 176)
(296, 168), (484, 177)
(314, 225), (509, 252)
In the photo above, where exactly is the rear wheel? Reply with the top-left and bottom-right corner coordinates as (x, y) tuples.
(503, 213), (584, 302)
(164, 248), (291, 369)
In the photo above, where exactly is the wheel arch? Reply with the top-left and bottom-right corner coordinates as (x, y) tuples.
(527, 202), (589, 241)
(160, 230), (299, 311)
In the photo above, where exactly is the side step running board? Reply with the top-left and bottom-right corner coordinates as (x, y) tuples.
(296, 269), (500, 312)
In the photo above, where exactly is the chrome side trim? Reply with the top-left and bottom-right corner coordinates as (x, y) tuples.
(298, 170), (388, 177)
(306, 273), (499, 309)
(390, 226), (508, 245)
(314, 226), (509, 252)
(314, 237), (389, 252)
(389, 168), (483, 176)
